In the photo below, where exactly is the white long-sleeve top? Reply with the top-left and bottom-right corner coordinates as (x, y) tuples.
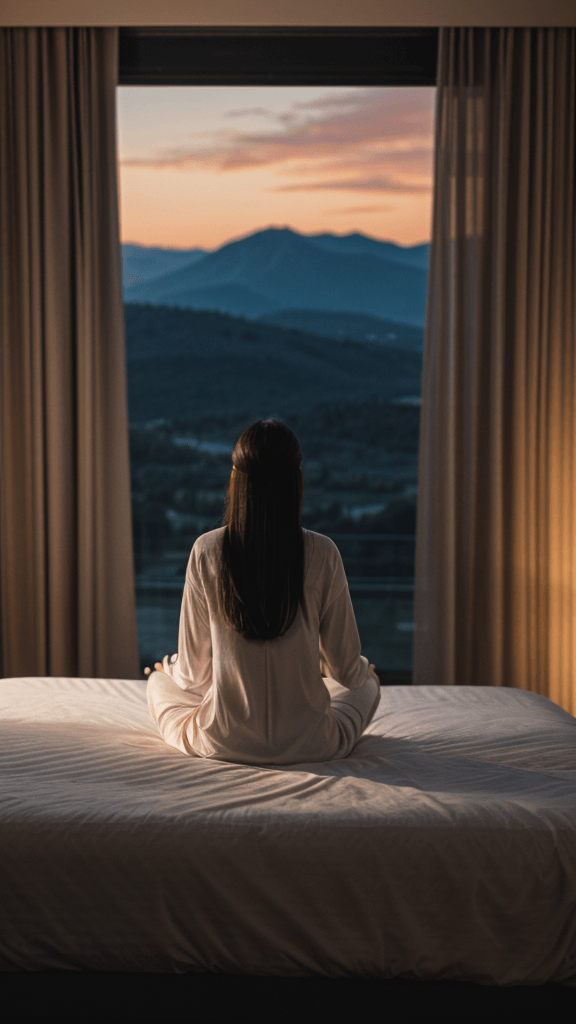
(154, 526), (372, 764)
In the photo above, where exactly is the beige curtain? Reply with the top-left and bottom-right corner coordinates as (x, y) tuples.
(0, 28), (140, 679)
(414, 28), (576, 716)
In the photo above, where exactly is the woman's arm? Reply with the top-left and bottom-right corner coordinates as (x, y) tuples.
(144, 548), (213, 706)
(319, 581), (372, 690)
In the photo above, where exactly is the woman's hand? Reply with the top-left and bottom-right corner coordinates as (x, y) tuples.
(143, 661), (164, 678)
(369, 663), (380, 685)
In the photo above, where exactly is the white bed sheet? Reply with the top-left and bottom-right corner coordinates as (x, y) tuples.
(0, 675), (575, 985)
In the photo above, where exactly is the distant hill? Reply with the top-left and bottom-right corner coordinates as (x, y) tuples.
(123, 227), (428, 328)
(155, 282), (277, 319)
(121, 244), (207, 289)
(307, 232), (429, 270)
(124, 302), (423, 423)
(258, 310), (424, 350)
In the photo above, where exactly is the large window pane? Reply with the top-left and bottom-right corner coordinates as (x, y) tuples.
(117, 85), (434, 675)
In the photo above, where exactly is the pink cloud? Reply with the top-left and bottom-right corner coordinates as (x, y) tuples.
(222, 106), (274, 118)
(121, 88), (435, 195)
(332, 204), (393, 213)
(292, 92), (367, 111)
(275, 176), (431, 193)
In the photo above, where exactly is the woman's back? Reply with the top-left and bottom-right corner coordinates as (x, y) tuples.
(156, 526), (374, 765)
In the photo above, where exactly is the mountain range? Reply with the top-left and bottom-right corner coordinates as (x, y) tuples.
(122, 227), (429, 331)
(122, 244), (206, 289)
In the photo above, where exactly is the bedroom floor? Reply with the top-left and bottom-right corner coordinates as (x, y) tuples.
(2, 973), (574, 1019)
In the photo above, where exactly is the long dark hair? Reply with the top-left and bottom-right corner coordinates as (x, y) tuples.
(218, 419), (305, 641)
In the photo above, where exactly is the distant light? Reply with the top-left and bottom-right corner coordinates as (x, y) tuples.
(173, 437), (232, 455)
(390, 397), (421, 407)
(345, 503), (387, 521)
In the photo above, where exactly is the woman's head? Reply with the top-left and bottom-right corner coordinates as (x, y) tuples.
(229, 418), (303, 512)
(231, 417), (302, 474)
(219, 420), (304, 641)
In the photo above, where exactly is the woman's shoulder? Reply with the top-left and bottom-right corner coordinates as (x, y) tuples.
(303, 528), (340, 555)
(301, 528), (340, 552)
(186, 527), (225, 577)
(192, 526), (226, 554)
(302, 529), (344, 581)
(189, 526), (341, 571)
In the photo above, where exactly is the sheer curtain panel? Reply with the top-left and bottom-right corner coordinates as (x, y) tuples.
(0, 28), (139, 679)
(414, 28), (576, 716)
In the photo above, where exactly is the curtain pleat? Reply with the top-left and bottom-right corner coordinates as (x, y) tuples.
(414, 28), (576, 716)
(0, 28), (140, 679)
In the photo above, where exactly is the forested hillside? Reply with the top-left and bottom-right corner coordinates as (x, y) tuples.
(124, 302), (423, 424)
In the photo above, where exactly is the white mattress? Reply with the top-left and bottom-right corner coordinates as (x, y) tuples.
(1, 675), (575, 985)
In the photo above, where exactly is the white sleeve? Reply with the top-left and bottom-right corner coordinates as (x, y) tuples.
(160, 557), (213, 704)
(319, 578), (371, 691)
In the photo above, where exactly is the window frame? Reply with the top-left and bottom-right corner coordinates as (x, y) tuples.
(119, 26), (437, 685)
(118, 26), (438, 87)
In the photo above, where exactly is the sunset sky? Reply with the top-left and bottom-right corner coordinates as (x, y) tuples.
(116, 85), (436, 252)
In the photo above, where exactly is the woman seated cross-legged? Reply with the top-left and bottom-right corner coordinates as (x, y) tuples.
(145, 419), (381, 765)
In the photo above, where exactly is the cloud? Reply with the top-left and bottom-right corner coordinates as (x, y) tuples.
(121, 87), (435, 195)
(292, 92), (368, 111)
(223, 106), (275, 118)
(332, 204), (393, 213)
(222, 106), (301, 128)
(275, 176), (431, 194)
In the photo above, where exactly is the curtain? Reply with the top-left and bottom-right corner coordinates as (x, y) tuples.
(414, 28), (576, 716)
(0, 28), (140, 679)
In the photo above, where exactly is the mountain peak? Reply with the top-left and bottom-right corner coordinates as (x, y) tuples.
(124, 225), (429, 327)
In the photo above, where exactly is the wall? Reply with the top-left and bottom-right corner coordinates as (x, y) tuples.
(1, 1), (574, 28)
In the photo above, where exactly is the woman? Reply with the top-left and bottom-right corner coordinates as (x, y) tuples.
(145, 419), (381, 765)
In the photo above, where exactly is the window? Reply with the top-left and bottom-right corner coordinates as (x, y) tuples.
(117, 27), (438, 683)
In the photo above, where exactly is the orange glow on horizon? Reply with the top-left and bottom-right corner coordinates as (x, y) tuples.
(117, 85), (435, 251)
(118, 165), (433, 250)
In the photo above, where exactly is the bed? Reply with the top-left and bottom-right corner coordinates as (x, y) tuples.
(0, 675), (575, 989)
